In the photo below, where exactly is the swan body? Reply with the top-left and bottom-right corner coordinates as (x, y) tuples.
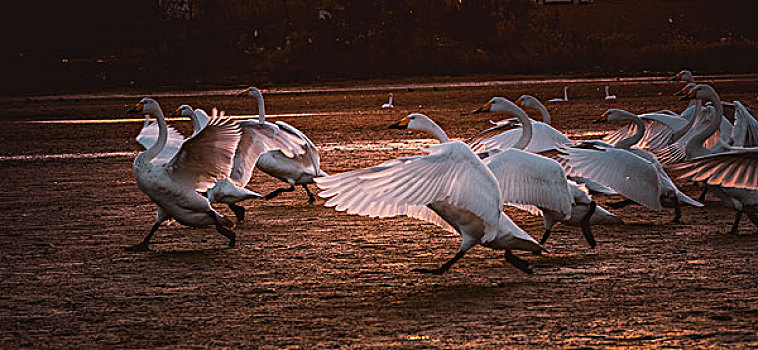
(604, 86), (616, 100)
(548, 86), (569, 102)
(316, 134), (543, 274)
(381, 93), (394, 109)
(237, 87), (326, 203)
(127, 98), (241, 250)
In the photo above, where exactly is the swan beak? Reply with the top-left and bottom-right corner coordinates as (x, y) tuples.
(514, 97), (524, 106)
(388, 116), (410, 129)
(127, 102), (145, 114)
(472, 101), (493, 114)
(670, 72), (682, 81)
(674, 85), (690, 97)
(593, 111), (610, 124)
(235, 90), (248, 97)
(680, 89), (697, 101)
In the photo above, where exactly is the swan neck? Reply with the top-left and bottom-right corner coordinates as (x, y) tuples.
(672, 106), (698, 140)
(534, 101), (551, 124)
(189, 113), (202, 136)
(141, 109), (167, 162)
(256, 94), (265, 123)
(512, 108), (533, 150)
(423, 121), (450, 143)
(614, 114), (644, 149)
(690, 99), (721, 150)
(563, 87), (568, 101)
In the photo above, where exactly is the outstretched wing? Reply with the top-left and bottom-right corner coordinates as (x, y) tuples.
(731, 101), (758, 148)
(560, 146), (663, 210)
(166, 116), (241, 191)
(275, 120), (321, 174)
(316, 141), (502, 233)
(671, 148), (758, 190)
(484, 149), (572, 219)
(230, 120), (308, 186)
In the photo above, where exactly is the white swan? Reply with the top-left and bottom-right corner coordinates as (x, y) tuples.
(467, 96), (572, 153)
(317, 113), (545, 274)
(126, 98), (241, 251)
(474, 99), (622, 248)
(593, 109), (703, 221)
(237, 86), (327, 203)
(171, 105), (264, 222)
(604, 86), (616, 100)
(548, 86), (569, 102)
(381, 93), (394, 109)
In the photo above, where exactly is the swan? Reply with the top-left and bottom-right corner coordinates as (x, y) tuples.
(381, 93), (394, 109)
(548, 86), (569, 102)
(730, 101), (758, 147)
(467, 96), (572, 153)
(604, 86), (616, 100)
(125, 98), (241, 251)
(135, 115), (185, 164)
(317, 114), (545, 274)
(473, 99), (622, 247)
(592, 109), (703, 221)
(171, 105), (264, 222)
(237, 87), (327, 203)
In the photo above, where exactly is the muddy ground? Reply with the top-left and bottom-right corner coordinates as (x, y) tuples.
(2, 78), (758, 348)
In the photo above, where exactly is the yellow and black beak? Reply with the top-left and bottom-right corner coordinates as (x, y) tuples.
(127, 102), (145, 114)
(472, 100), (493, 114)
(235, 89), (249, 97)
(680, 88), (697, 101)
(669, 72), (683, 81)
(514, 97), (524, 106)
(388, 116), (411, 129)
(593, 111), (610, 124)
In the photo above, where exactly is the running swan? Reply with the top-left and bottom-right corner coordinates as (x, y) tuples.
(126, 98), (241, 250)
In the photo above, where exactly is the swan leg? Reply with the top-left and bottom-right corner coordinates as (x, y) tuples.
(534, 230), (551, 255)
(125, 215), (169, 251)
(672, 199), (682, 223)
(264, 184), (296, 200)
(729, 210), (743, 235)
(505, 250), (533, 274)
(698, 186), (709, 202)
(580, 201), (597, 248)
(302, 184), (316, 203)
(412, 250), (466, 275)
(228, 203), (246, 222)
(745, 210), (758, 231)
(208, 211), (236, 247)
(608, 199), (635, 209)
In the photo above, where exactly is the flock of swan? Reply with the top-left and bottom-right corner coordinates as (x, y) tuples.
(125, 71), (757, 275)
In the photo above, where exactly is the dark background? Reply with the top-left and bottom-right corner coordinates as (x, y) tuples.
(4, 0), (758, 95)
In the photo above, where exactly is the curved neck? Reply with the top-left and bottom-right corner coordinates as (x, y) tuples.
(532, 100), (551, 124)
(605, 86), (609, 96)
(688, 99), (721, 152)
(421, 121), (450, 143)
(511, 107), (533, 150)
(254, 94), (265, 123)
(614, 114), (645, 149)
(189, 113), (203, 136)
(140, 109), (167, 162)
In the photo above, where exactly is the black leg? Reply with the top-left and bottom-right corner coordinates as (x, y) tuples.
(125, 219), (165, 251)
(698, 187), (708, 202)
(208, 211), (236, 247)
(729, 210), (743, 235)
(672, 198), (682, 223)
(534, 229), (550, 255)
(228, 203), (246, 222)
(302, 184), (316, 203)
(412, 250), (467, 275)
(505, 250), (533, 274)
(608, 199), (636, 209)
(581, 201), (597, 248)
(264, 184), (296, 200)
(745, 210), (758, 231)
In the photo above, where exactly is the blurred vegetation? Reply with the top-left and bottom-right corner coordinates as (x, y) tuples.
(4, 0), (758, 94)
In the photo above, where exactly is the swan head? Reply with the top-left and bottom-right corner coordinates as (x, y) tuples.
(169, 104), (194, 117)
(671, 70), (694, 83)
(388, 113), (435, 131)
(674, 82), (696, 97)
(594, 109), (636, 124)
(514, 95), (546, 121)
(680, 84), (716, 102)
(127, 97), (161, 116)
(236, 86), (262, 98)
(472, 97), (524, 117)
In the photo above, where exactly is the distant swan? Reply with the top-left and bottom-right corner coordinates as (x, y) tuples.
(548, 86), (568, 102)
(381, 93), (394, 109)
(604, 86), (616, 100)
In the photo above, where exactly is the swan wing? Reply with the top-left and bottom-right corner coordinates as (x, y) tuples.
(230, 120), (308, 186)
(135, 121), (185, 163)
(466, 121), (521, 153)
(603, 122), (637, 146)
(672, 148), (758, 190)
(560, 146), (663, 210)
(315, 141), (502, 232)
(193, 109), (211, 130)
(166, 116), (241, 191)
(469, 122), (571, 153)
(484, 149), (572, 219)
(732, 101), (758, 147)
(275, 120), (321, 172)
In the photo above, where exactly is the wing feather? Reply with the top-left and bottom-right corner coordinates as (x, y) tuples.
(672, 148), (758, 190)
(229, 120), (308, 186)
